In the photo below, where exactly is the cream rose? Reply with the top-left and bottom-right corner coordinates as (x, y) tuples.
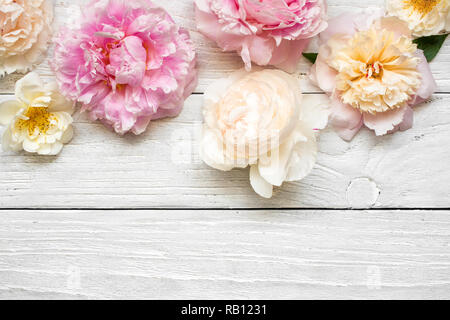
(0, 72), (74, 155)
(200, 69), (329, 198)
(0, 0), (53, 76)
(386, 0), (450, 36)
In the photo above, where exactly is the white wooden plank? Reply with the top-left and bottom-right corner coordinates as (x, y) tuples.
(1, 94), (449, 209)
(0, 0), (449, 94)
(0, 209), (448, 299)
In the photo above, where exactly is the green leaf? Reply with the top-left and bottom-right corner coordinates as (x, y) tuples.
(302, 53), (318, 64)
(413, 34), (448, 62)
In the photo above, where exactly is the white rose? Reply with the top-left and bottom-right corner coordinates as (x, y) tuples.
(0, 0), (53, 76)
(386, 0), (450, 36)
(200, 69), (329, 198)
(0, 72), (74, 155)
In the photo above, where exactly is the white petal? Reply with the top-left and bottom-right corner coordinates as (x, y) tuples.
(36, 142), (63, 156)
(285, 131), (318, 182)
(249, 165), (273, 198)
(2, 128), (23, 152)
(0, 100), (22, 125)
(0, 55), (33, 77)
(37, 143), (52, 155)
(15, 72), (45, 105)
(49, 142), (63, 155)
(60, 125), (74, 144)
(46, 82), (75, 114)
(22, 138), (40, 153)
(31, 95), (52, 108)
(44, 134), (57, 144)
(60, 112), (74, 128)
(203, 70), (249, 129)
(258, 129), (307, 187)
(200, 127), (235, 171)
(50, 142), (63, 156)
(300, 94), (330, 131)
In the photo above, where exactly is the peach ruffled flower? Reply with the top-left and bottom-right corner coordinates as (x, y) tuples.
(386, 0), (450, 36)
(310, 9), (437, 140)
(0, 0), (53, 77)
(200, 69), (329, 198)
(195, 0), (328, 72)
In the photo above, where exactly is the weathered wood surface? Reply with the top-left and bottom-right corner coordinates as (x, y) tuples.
(1, 209), (449, 300)
(1, 0), (449, 300)
(1, 93), (449, 209)
(0, 0), (449, 93)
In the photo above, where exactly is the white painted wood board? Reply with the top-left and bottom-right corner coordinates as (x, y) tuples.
(1, 209), (449, 300)
(1, 0), (449, 300)
(0, 94), (449, 209)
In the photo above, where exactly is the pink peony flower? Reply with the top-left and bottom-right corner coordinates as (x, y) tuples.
(52, 0), (197, 135)
(195, 0), (328, 72)
(309, 8), (437, 141)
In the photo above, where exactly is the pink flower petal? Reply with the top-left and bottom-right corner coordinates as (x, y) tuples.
(314, 46), (338, 93)
(246, 36), (275, 67)
(319, 8), (384, 44)
(363, 107), (408, 136)
(270, 39), (310, 73)
(399, 106), (414, 132)
(52, 0), (197, 135)
(330, 96), (363, 141)
(319, 12), (359, 43)
(410, 50), (437, 106)
(195, 0), (327, 69)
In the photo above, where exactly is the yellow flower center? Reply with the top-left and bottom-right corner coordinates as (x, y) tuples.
(404, 0), (440, 16)
(329, 26), (421, 114)
(15, 107), (55, 135)
(364, 62), (384, 80)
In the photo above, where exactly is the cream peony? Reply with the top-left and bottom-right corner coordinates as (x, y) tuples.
(200, 69), (329, 198)
(386, 0), (450, 36)
(0, 0), (53, 76)
(0, 72), (74, 155)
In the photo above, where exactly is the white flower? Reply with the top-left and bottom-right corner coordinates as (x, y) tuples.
(386, 0), (450, 36)
(200, 69), (329, 198)
(0, 72), (74, 155)
(0, 0), (53, 76)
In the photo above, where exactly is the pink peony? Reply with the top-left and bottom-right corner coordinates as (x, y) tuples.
(195, 0), (328, 72)
(309, 8), (437, 141)
(52, 0), (197, 135)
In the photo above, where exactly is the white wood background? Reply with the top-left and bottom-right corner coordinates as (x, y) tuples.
(0, 0), (449, 299)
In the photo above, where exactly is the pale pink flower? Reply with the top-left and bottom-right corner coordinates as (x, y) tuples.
(386, 0), (450, 37)
(310, 8), (437, 141)
(195, 0), (328, 72)
(52, 0), (197, 135)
